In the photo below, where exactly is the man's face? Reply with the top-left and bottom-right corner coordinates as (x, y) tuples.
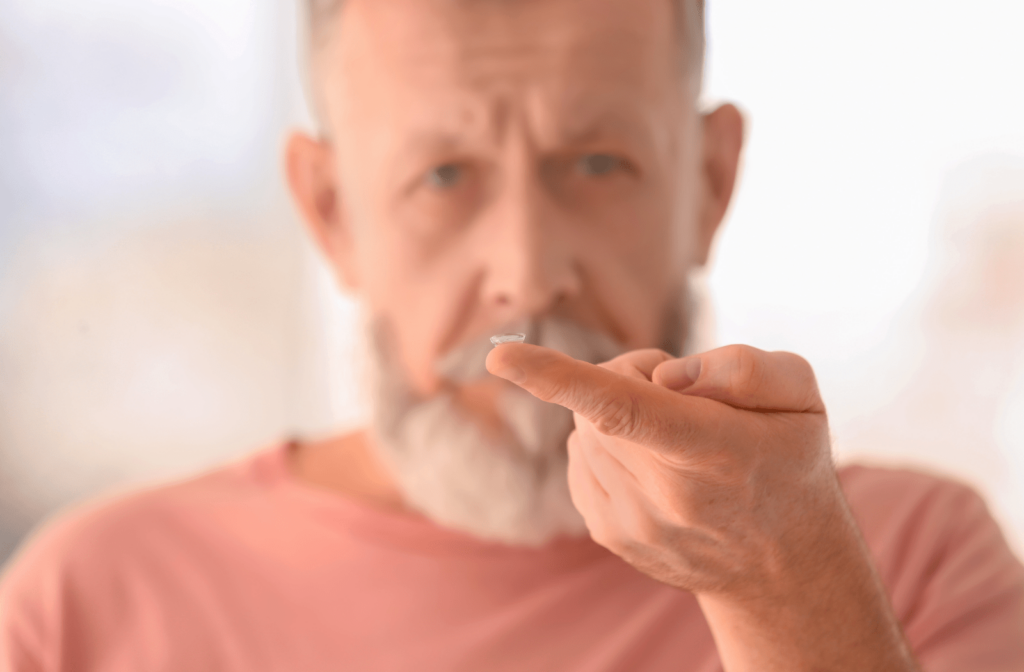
(287, 0), (741, 543)
(312, 0), (710, 398)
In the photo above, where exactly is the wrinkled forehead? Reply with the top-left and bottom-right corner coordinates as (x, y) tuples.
(322, 0), (685, 140)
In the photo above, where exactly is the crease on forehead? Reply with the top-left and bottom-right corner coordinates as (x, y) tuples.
(312, 0), (703, 134)
(333, 0), (678, 101)
(341, 48), (676, 153)
(328, 0), (687, 169)
(390, 90), (671, 159)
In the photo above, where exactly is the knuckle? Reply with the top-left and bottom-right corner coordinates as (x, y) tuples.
(776, 351), (823, 409)
(592, 393), (642, 438)
(550, 376), (586, 411)
(778, 351), (814, 379)
(726, 345), (765, 393)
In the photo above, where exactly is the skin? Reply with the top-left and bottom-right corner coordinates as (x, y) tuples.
(285, 0), (920, 668)
(487, 344), (919, 670)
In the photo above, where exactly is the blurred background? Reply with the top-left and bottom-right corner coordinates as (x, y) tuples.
(1, 0), (1022, 564)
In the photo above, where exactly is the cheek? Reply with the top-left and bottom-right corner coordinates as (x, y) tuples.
(602, 160), (682, 274)
(360, 231), (477, 395)
(670, 144), (705, 267)
(364, 275), (446, 396)
(572, 190), (680, 349)
(389, 317), (445, 395)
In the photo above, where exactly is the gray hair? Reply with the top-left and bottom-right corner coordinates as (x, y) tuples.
(303, 0), (706, 89)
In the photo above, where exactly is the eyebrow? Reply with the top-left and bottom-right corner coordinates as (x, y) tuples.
(556, 106), (661, 152)
(399, 132), (477, 156)
(397, 114), (654, 157)
(560, 119), (641, 147)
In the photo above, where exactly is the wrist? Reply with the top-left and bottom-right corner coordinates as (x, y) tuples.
(695, 502), (919, 672)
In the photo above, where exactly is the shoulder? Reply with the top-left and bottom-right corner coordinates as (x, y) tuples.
(0, 447), (285, 664)
(4, 447), (280, 575)
(837, 464), (1012, 567)
(838, 464), (1024, 668)
(838, 464), (989, 543)
(837, 464), (1018, 582)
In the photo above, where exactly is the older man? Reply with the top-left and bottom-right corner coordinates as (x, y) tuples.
(1, 0), (1022, 670)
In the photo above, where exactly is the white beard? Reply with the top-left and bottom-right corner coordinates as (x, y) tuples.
(368, 317), (625, 546)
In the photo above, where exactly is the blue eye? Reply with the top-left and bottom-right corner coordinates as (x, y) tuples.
(427, 164), (462, 188)
(577, 154), (621, 176)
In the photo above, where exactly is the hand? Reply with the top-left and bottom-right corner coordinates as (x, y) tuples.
(486, 343), (919, 671)
(486, 343), (833, 595)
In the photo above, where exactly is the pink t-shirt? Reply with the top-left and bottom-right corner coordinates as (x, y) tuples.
(1, 444), (1022, 671)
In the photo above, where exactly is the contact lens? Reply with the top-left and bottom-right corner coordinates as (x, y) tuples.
(490, 333), (527, 346)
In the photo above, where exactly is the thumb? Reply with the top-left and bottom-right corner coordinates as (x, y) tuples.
(652, 344), (825, 413)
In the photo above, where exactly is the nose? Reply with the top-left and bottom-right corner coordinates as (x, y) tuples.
(478, 158), (582, 318)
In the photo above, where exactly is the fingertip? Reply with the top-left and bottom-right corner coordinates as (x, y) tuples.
(484, 341), (527, 367)
(484, 345), (503, 373)
(485, 343), (528, 385)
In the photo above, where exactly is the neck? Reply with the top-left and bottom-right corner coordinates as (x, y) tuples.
(289, 429), (411, 513)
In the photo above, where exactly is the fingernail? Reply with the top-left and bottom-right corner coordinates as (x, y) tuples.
(493, 364), (526, 385)
(661, 357), (702, 390)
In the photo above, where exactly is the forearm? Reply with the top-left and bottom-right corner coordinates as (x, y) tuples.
(696, 503), (919, 672)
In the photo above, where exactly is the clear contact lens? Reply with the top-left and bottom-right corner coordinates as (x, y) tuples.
(490, 333), (527, 346)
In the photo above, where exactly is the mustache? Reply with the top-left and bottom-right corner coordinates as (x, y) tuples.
(434, 317), (625, 384)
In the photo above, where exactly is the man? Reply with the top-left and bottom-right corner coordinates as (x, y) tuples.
(1, 0), (1022, 669)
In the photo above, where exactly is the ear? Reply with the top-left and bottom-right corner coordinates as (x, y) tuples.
(694, 103), (745, 266)
(284, 131), (360, 291)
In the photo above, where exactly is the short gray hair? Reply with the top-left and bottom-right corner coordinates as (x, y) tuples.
(304, 0), (706, 88)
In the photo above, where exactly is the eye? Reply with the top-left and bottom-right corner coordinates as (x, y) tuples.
(426, 163), (463, 189)
(577, 153), (623, 177)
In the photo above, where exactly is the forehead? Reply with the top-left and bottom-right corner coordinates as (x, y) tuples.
(325, 0), (682, 140)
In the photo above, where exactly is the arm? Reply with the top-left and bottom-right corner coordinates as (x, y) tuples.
(487, 343), (919, 671)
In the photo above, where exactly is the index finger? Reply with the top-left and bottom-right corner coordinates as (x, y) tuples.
(486, 343), (729, 450)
